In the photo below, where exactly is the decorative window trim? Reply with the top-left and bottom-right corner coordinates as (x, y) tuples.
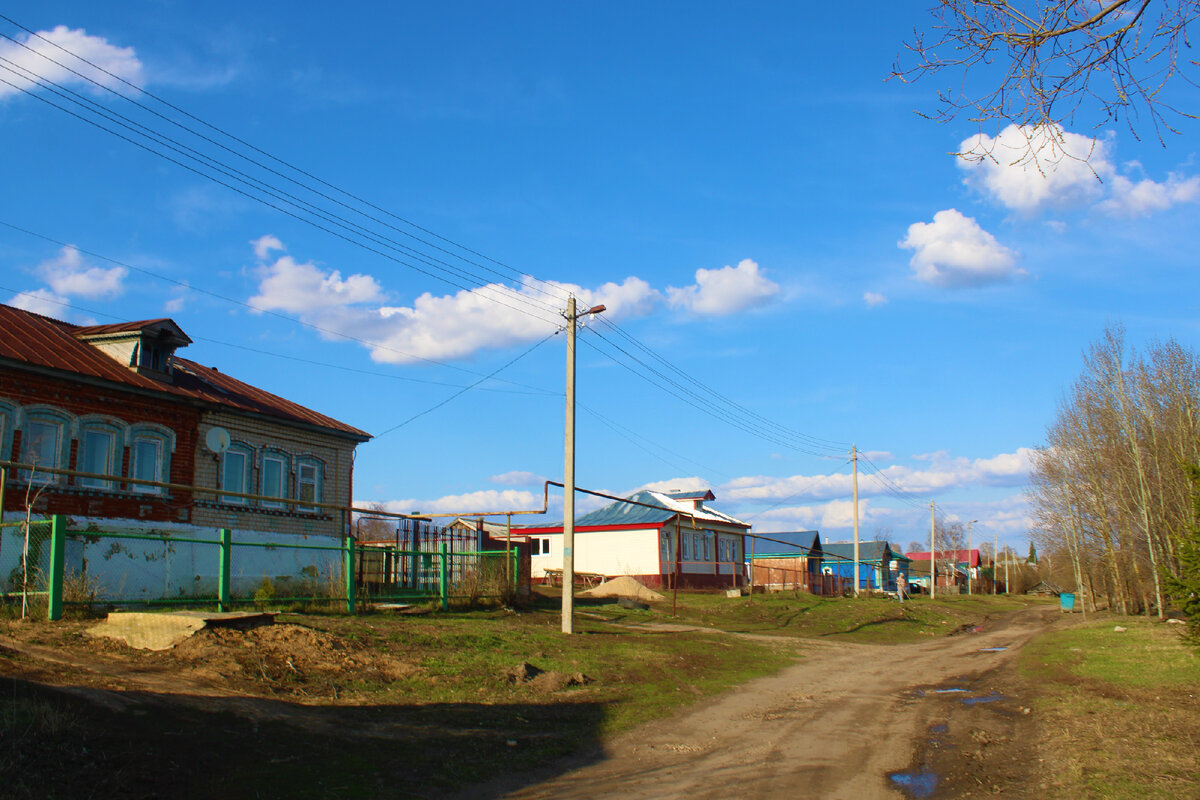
(128, 423), (175, 494)
(220, 441), (254, 504)
(259, 449), (291, 509)
(17, 405), (73, 484)
(0, 397), (16, 464)
(294, 455), (325, 513)
(75, 415), (128, 490)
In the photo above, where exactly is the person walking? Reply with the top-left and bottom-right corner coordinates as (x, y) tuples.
(896, 572), (907, 603)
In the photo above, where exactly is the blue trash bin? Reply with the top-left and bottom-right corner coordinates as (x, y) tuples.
(1059, 592), (1076, 612)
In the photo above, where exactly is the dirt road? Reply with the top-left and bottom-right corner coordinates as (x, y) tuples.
(492, 605), (1059, 800)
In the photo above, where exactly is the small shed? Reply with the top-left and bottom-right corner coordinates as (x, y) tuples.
(1025, 580), (1064, 597)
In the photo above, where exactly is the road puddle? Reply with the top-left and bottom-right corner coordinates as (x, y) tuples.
(961, 691), (1005, 706)
(888, 769), (938, 798)
(978, 646), (1007, 652)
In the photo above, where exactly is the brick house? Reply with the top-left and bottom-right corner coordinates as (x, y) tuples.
(0, 305), (370, 537)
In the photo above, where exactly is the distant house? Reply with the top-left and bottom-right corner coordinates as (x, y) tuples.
(1025, 580), (1063, 597)
(748, 530), (839, 594)
(822, 541), (910, 593)
(907, 549), (982, 592)
(0, 305), (370, 538)
(520, 489), (748, 589)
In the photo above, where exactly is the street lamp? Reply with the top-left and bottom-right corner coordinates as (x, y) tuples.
(562, 296), (605, 635)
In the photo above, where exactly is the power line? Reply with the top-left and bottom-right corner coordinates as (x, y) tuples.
(0, 219), (550, 391)
(0, 14), (573, 307)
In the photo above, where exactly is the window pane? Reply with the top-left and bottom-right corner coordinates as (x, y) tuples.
(22, 421), (60, 481)
(80, 430), (114, 487)
(132, 439), (161, 492)
(222, 451), (246, 501)
(263, 458), (284, 500)
(298, 463), (319, 509)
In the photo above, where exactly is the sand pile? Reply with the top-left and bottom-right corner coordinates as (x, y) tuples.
(579, 575), (664, 602)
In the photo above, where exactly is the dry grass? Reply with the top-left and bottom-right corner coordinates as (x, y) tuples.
(1023, 619), (1200, 799)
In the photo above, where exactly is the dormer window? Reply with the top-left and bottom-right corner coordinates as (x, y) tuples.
(74, 318), (192, 381)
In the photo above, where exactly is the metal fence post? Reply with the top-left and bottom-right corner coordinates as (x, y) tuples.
(47, 515), (65, 620)
(218, 528), (232, 612)
(439, 542), (449, 611)
(344, 535), (357, 614)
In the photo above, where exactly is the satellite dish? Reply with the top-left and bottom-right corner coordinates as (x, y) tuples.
(205, 427), (231, 453)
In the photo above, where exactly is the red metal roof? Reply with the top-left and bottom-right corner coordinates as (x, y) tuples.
(0, 304), (370, 440)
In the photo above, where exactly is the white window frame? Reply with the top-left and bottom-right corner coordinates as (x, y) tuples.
(130, 437), (163, 494)
(19, 407), (72, 484)
(78, 428), (118, 489)
(295, 456), (324, 513)
(221, 443), (254, 504)
(127, 423), (174, 495)
(260, 451), (289, 508)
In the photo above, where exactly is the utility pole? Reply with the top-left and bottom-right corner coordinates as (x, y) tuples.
(851, 445), (860, 597)
(967, 519), (977, 595)
(929, 501), (936, 600)
(993, 531), (998, 595)
(1005, 546), (1010, 595)
(561, 295), (605, 635)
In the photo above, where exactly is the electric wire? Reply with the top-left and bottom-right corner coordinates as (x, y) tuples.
(0, 218), (549, 391)
(0, 14), (572, 307)
(0, 60), (566, 324)
(0, 16), (899, 491)
(371, 331), (558, 439)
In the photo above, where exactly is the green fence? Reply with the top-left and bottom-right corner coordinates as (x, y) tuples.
(5, 516), (519, 619)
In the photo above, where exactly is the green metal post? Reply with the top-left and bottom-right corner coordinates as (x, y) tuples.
(47, 514), (65, 621)
(217, 528), (232, 612)
(511, 548), (518, 593)
(439, 542), (449, 611)
(344, 535), (356, 614)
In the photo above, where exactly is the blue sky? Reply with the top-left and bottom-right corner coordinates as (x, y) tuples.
(2, 2), (1198, 553)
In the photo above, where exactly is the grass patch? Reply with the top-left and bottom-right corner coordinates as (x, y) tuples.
(590, 589), (1037, 644)
(1021, 618), (1200, 799)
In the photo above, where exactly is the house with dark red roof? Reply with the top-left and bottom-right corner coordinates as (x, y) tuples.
(0, 304), (370, 538)
(520, 488), (748, 589)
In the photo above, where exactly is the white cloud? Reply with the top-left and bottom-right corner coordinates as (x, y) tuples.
(245, 238), (664, 364)
(0, 26), (144, 101)
(373, 489), (541, 516)
(959, 125), (1199, 218)
(1098, 173), (1200, 217)
(9, 288), (69, 318)
(723, 448), (1035, 506)
(863, 291), (887, 308)
(36, 245), (126, 298)
(667, 259), (779, 316)
(959, 124), (1110, 213)
(635, 476), (712, 495)
(899, 209), (1023, 288)
(753, 499), (874, 533)
(490, 471), (546, 487)
(252, 234), (285, 260)
(250, 253), (384, 314)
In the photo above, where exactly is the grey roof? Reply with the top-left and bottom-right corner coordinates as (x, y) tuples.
(750, 530), (821, 556)
(823, 541), (910, 563)
(541, 489), (748, 529)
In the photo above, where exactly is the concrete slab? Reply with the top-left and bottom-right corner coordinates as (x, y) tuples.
(85, 611), (275, 651)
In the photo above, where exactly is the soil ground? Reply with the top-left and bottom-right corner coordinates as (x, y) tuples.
(483, 605), (1061, 800)
(0, 604), (1066, 799)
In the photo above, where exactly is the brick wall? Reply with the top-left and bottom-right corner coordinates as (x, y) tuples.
(191, 410), (358, 538)
(0, 367), (199, 522)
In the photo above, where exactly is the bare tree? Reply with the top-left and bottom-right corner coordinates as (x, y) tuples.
(893, 1), (1200, 147)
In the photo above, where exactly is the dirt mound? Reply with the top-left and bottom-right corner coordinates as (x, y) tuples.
(579, 575), (664, 602)
(161, 623), (418, 697)
(503, 662), (592, 693)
